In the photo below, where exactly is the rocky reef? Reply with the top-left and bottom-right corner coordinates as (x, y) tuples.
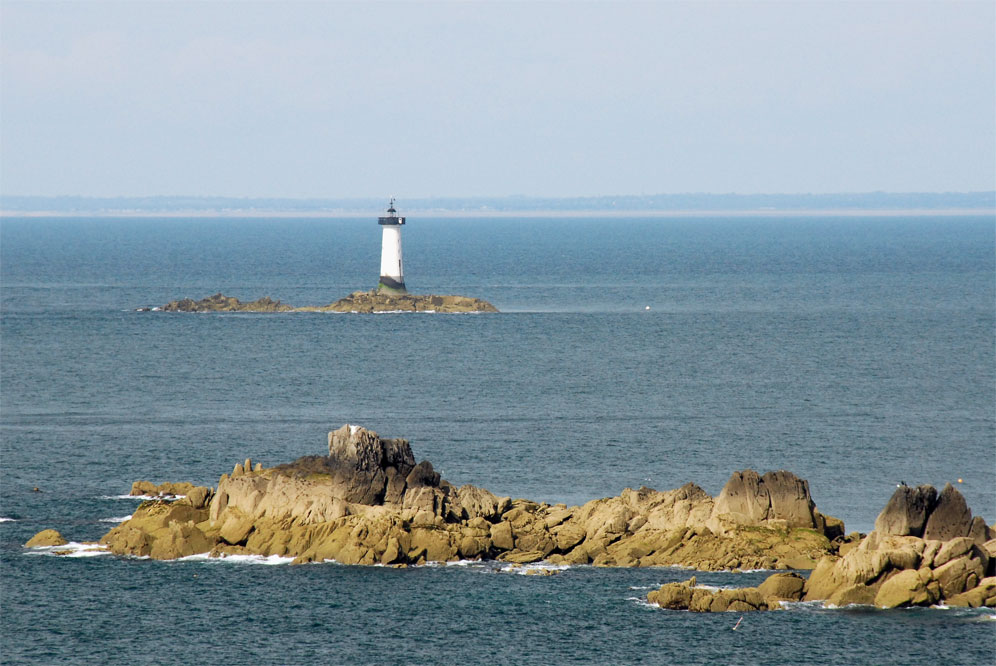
(161, 291), (498, 313)
(800, 483), (996, 608)
(645, 482), (996, 611)
(648, 573), (807, 612)
(36, 425), (839, 571)
(162, 294), (292, 312)
(28, 424), (995, 610)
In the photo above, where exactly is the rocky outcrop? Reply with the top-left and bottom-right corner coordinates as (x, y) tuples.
(873, 484), (936, 537)
(803, 483), (996, 608)
(162, 293), (292, 312)
(99, 494), (214, 559)
(160, 291), (498, 314)
(130, 480), (199, 498)
(34, 425), (996, 611)
(88, 426), (845, 570)
(647, 572), (806, 612)
(314, 291), (498, 313)
(707, 470), (843, 540)
(25, 529), (68, 547)
(649, 481), (996, 612)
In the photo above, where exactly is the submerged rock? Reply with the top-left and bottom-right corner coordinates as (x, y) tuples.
(160, 291), (498, 314)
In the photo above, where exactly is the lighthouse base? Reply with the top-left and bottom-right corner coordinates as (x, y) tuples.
(377, 276), (407, 294)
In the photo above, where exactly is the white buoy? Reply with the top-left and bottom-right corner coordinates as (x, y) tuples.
(378, 198), (406, 293)
(645, 306), (650, 310)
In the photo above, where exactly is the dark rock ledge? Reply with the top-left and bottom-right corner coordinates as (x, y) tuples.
(160, 291), (498, 313)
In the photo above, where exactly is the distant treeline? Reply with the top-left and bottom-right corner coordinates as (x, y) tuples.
(3, 191), (994, 213)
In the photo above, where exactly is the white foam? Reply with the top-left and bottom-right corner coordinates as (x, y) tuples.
(182, 552), (295, 565)
(505, 562), (570, 576)
(693, 584), (742, 592)
(99, 515), (132, 523)
(101, 494), (185, 501)
(627, 596), (659, 610)
(25, 542), (110, 558)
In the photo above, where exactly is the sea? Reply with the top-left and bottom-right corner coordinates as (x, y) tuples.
(1, 213), (994, 665)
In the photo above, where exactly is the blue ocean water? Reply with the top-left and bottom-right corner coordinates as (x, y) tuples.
(1, 214), (994, 664)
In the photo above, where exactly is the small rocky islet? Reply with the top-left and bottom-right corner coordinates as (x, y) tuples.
(27, 425), (995, 611)
(158, 291), (498, 313)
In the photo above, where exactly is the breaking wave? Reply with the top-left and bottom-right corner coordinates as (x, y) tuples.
(25, 542), (110, 558)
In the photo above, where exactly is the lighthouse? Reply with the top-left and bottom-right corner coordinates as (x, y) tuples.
(377, 198), (406, 293)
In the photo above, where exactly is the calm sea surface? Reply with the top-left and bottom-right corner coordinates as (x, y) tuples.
(1, 214), (994, 664)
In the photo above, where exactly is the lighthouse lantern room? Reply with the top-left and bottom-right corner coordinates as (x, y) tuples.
(377, 198), (406, 293)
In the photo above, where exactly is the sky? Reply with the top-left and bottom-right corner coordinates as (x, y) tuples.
(1, 1), (994, 199)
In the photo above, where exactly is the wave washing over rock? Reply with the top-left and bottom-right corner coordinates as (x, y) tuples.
(25, 425), (995, 610)
(159, 291), (498, 313)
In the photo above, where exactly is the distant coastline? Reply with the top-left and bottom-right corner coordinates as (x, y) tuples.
(3, 208), (994, 219)
(2, 192), (993, 218)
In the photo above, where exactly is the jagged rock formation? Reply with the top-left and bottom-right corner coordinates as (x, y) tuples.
(803, 483), (996, 608)
(26, 427), (995, 611)
(648, 573), (806, 612)
(71, 426), (843, 569)
(160, 291), (498, 313)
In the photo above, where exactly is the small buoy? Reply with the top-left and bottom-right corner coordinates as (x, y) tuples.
(958, 478), (963, 483)
(32, 487), (40, 493)
(645, 306), (650, 310)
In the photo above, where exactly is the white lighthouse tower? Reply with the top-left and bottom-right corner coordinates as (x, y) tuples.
(377, 198), (406, 293)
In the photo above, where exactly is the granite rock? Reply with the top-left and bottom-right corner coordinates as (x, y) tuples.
(25, 529), (68, 547)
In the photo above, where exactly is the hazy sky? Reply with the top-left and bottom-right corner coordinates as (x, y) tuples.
(2, 1), (993, 198)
